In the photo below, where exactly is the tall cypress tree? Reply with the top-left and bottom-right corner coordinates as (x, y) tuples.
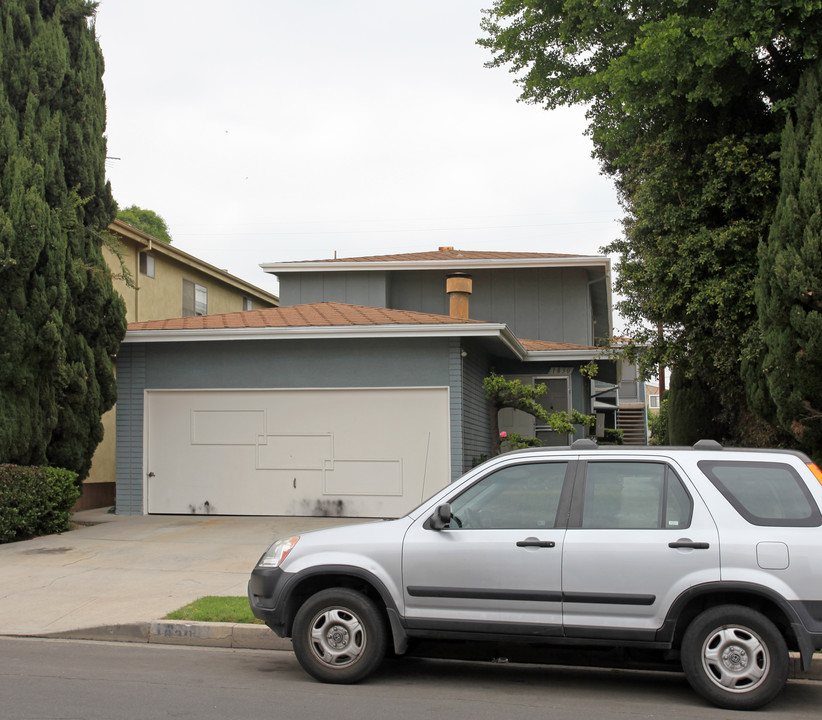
(0, 0), (126, 479)
(755, 62), (822, 459)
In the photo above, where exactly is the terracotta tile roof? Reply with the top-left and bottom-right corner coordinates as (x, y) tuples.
(519, 338), (599, 351)
(127, 302), (485, 332)
(284, 249), (586, 263)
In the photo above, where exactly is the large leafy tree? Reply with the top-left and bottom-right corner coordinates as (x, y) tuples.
(0, 0), (126, 479)
(479, 1), (822, 439)
(753, 62), (822, 458)
(117, 204), (172, 243)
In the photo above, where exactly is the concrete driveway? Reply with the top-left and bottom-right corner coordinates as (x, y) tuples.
(0, 508), (359, 636)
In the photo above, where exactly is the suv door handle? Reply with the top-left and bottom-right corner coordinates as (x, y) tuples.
(668, 539), (710, 549)
(516, 539), (556, 548)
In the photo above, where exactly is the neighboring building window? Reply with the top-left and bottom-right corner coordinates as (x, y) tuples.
(648, 394), (660, 409)
(139, 252), (155, 278)
(183, 279), (208, 316)
(243, 296), (253, 311)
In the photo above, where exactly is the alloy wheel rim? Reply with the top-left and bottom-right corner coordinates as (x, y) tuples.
(308, 606), (366, 668)
(700, 624), (770, 693)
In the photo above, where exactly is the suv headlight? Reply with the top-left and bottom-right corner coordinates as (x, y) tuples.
(258, 536), (300, 568)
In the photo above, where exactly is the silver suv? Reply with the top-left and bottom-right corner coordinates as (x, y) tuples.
(248, 440), (822, 710)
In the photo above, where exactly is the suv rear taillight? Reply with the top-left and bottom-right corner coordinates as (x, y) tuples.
(806, 463), (822, 486)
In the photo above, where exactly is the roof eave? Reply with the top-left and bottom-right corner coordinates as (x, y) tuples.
(522, 349), (603, 362)
(109, 219), (280, 305)
(123, 322), (516, 346)
(261, 256), (609, 275)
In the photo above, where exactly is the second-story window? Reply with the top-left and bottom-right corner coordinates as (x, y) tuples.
(243, 296), (253, 311)
(139, 252), (155, 278)
(183, 279), (208, 316)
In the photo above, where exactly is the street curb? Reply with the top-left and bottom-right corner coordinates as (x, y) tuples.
(35, 620), (292, 651)
(791, 654), (822, 681)
(18, 623), (822, 680)
(148, 620), (291, 650)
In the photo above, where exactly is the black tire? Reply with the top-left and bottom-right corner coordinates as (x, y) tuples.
(291, 588), (388, 684)
(681, 604), (789, 710)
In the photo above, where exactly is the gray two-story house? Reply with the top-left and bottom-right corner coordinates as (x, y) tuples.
(114, 248), (618, 517)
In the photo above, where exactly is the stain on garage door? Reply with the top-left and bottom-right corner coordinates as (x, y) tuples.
(145, 387), (450, 517)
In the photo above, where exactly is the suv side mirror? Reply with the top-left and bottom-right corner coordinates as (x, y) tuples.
(428, 503), (452, 531)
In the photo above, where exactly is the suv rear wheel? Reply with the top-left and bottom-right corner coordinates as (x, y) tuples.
(292, 588), (387, 684)
(681, 605), (788, 710)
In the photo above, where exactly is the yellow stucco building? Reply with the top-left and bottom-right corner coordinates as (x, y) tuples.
(79, 219), (278, 509)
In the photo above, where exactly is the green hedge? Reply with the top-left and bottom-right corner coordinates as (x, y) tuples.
(0, 465), (79, 543)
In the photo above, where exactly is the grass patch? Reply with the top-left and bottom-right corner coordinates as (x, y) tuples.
(165, 596), (264, 624)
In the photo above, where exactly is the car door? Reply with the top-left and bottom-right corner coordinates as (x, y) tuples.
(402, 459), (573, 637)
(561, 457), (720, 639)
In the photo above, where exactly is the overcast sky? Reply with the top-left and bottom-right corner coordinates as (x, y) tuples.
(94, 0), (623, 310)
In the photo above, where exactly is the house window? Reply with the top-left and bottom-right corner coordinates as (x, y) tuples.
(242, 296), (253, 311)
(648, 394), (660, 409)
(139, 252), (155, 278)
(183, 279), (208, 316)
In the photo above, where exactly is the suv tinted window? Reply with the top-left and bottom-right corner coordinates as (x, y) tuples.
(448, 462), (568, 529)
(698, 460), (822, 527)
(581, 462), (692, 529)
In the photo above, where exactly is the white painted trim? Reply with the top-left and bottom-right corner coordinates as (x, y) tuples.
(124, 321), (525, 354)
(522, 349), (602, 362)
(124, 320), (611, 363)
(261, 256), (610, 274)
(142, 389), (150, 514)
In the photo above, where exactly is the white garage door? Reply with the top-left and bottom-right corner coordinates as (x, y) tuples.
(145, 387), (451, 517)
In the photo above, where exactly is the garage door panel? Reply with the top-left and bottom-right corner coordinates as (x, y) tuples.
(145, 388), (449, 517)
(257, 434), (333, 470)
(324, 459), (403, 496)
(191, 410), (265, 445)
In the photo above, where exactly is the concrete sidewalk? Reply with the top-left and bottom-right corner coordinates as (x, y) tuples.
(0, 507), (358, 647)
(1, 508), (820, 681)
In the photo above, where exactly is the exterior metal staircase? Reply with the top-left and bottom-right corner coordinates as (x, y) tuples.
(617, 406), (648, 445)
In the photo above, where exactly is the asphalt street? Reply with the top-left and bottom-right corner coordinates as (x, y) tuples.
(3, 637), (822, 720)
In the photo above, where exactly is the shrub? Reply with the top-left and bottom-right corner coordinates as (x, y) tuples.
(500, 431), (543, 451)
(648, 398), (670, 445)
(0, 465), (79, 543)
(600, 428), (625, 445)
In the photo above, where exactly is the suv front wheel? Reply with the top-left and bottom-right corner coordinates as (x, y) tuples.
(681, 605), (789, 710)
(292, 588), (388, 684)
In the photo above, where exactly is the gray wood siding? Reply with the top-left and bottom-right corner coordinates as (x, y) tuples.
(278, 266), (600, 344)
(387, 268), (594, 344)
(447, 340), (492, 480)
(140, 337), (449, 389)
(448, 338), (464, 482)
(115, 344), (146, 515)
(278, 272), (389, 308)
(460, 342), (492, 471)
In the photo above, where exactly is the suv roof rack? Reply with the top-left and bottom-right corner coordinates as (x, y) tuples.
(693, 439), (723, 451)
(571, 438), (599, 450)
